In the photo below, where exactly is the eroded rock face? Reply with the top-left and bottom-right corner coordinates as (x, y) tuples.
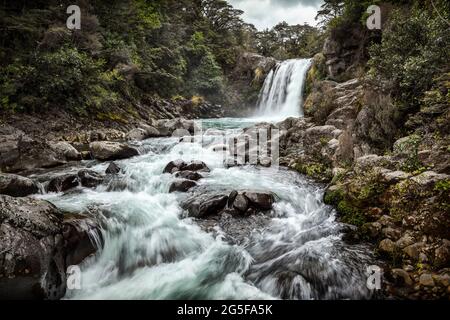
(89, 141), (139, 161)
(0, 196), (65, 299)
(0, 196), (101, 300)
(0, 173), (40, 197)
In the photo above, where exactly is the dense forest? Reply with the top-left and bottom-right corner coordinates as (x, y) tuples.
(0, 0), (321, 118)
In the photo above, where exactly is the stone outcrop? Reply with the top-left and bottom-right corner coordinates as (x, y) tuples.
(0, 173), (40, 197)
(0, 196), (101, 299)
(89, 141), (139, 161)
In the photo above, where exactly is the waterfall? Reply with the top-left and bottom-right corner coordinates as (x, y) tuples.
(256, 58), (312, 118)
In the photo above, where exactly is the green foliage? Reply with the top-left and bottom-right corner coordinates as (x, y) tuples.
(368, 8), (450, 112)
(189, 52), (224, 96)
(0, 47), (111, 114)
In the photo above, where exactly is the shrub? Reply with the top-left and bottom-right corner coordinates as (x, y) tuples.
(368, 8), (450, 112)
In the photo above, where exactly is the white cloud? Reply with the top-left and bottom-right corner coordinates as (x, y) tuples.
(228, 0), (324, 30)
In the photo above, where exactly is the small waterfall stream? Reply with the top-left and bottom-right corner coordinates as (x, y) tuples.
(256, 59), (312, 118)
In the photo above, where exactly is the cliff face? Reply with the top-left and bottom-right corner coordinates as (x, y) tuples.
(225, 52), (278, 116)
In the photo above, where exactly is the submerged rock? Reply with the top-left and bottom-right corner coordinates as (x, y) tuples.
(89, 141), (139, 161)
(0, 173), (40, 197)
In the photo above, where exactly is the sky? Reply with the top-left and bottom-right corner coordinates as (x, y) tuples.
(227, 0), (324, 30)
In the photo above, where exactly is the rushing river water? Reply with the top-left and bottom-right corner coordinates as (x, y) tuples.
(35, 118), (375, 300)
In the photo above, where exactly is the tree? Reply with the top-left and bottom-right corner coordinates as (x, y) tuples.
(315, 0), (344, 24)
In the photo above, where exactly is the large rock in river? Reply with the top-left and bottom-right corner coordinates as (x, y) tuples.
(169, 180), (197, 193)
(89, 141), (139, 161)
(0, 196), (66, 299)
(182, 194), (229, 218)
(0, 196), (101, 300)
(0, 173), (40, 197)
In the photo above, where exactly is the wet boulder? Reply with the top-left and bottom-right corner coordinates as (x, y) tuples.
(233, 194), (249, 213)
(77, 170), (104, 188)
(63, 214), (102, 267)
(0, 173), (40, 197)
(46, 174), (79, 193)
(105, 162), (122, 175)
(169, 180), (197, 193)
(227, 190), (238, 208)
(89, 141), (139, 161)
(163, 160), (210, 174)
(0, 195), (101, 299)
(243, 191), (275, 211)
(174, 171), (203, 181)
(182, 194), (228, 218)
(0, 196), (66, 300)
(163, 159), (187, 174)
(183, 160), (210, 172)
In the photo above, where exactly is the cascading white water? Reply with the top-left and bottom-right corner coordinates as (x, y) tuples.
(256, 59), (312, 119)
(32, 118), (375, 300)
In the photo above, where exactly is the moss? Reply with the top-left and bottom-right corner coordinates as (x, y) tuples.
(96, 112), (128, 124)
(294, 162), (332, 182)
(434, 179), (450, 192)
(337, 200), (366, 227)
(191, 95), (205, 107)
(324, 186), (344, 205)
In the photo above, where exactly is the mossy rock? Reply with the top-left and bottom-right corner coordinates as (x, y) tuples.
(293, 161), (332, 182)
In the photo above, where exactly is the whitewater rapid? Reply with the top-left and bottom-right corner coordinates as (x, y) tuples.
(34, 118), (375, 300)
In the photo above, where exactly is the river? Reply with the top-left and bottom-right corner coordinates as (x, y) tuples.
(33, 117), (376, 300)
